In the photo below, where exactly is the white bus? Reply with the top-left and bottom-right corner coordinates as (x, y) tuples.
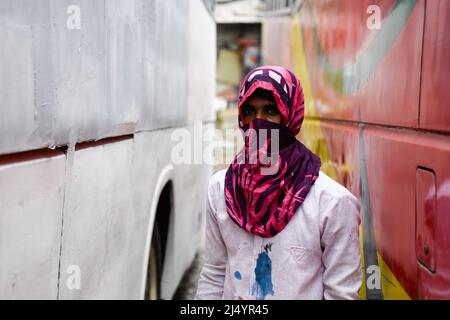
(0, 0), (216, 299)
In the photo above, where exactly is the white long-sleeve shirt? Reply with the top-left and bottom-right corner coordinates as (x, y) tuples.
(195, 169), (362, 300)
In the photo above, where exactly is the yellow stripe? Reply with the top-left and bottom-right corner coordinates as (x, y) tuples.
(377, 253), (411, 299)
(291, 15), (317, 119)
(359, 225), (411, 299)
(290, 15), (337, 180)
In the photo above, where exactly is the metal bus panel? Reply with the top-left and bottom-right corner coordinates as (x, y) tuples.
(262, 16), (293, 70)
(131, 130), (178, 300)
(0, 151), (65, 299)
(159, 124), (213, 299)
(0, 0), (190, 156)
(132, 125), (212, 300)
(294, 0), (399, 122)
(148, 0), (189, 131)
(104, 0), (153, 137)
(419, 0), (450, 133)
(264, 0), (450, 300)
(417, 178), (450, 299)
(300, 119), (361, 199)
(0, 0), (214, 300)
(358, 0), (424, 128)
(292, 0), (424, 127)
(363, 126), (450, 299)
(58, 139), (135, 299)
(57, 123), (212, 299)
(187, 0), (217, 124)
(296, 1), (359, 122)
(0, 1), (52, 155)
(415, 168), (437, 273)
(50, 0), (108, 147)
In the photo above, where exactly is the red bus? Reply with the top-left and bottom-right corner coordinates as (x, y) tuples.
(263, 0), (450, 299)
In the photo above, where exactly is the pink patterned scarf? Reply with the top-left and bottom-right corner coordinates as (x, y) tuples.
(225, 66), (321, 238)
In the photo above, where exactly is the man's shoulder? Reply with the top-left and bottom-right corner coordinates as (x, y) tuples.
(207, 169), (359, 208)
(312, 171), (361, 228)
(206, 169), (227, 209)
(207, 169), (357, 199)
(208, 168), (227, 189)
(313, 171), (358, 204)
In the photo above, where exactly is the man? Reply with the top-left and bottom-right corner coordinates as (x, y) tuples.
(196, 66), (362, 300)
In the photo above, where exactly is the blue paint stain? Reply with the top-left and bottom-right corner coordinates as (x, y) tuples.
(251, 247), (274, 300)
(234, 271), (242, 280)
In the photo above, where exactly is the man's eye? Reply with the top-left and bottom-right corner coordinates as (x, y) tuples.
(266, 105), (280, 116)
(242, 106), (255, 116)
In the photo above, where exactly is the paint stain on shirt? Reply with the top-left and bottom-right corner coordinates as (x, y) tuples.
(234, 271), (242, 280)
(251, 244), (274, 300)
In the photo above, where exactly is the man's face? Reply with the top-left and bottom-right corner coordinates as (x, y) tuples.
(241, 95), (282, 125)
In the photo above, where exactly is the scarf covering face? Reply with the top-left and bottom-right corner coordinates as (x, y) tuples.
(224, 66), (322, 238)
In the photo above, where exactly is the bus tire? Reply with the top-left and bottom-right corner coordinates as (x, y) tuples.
(145, 223), (162, 300)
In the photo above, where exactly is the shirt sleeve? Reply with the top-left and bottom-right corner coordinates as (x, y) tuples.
(320, 194), (362, 300)
(195, 180), (228, 300)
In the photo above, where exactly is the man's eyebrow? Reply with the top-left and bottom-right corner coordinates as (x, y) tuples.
(245, 102), (277, 108)
(262, 103), (278, 109)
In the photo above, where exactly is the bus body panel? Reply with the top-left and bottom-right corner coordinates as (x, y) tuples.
(0, 152), (65, 299)
(0, 0), (215, 300)
(263, 0), (450, 299)
(420, 0), (450, 133)
(0, 0), (193, 156)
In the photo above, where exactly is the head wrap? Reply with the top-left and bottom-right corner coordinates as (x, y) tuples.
(224, 66), (321, 238)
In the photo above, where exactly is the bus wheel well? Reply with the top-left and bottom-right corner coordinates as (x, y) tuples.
(155, 181), (173, 272)
(145, 180), (173, 300)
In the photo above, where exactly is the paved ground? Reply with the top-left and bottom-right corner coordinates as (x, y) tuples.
(173, 249), (204, 300)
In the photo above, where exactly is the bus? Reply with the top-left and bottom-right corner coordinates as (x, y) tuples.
(263, 0), (450, 299)
(0, 0), (216, 299)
